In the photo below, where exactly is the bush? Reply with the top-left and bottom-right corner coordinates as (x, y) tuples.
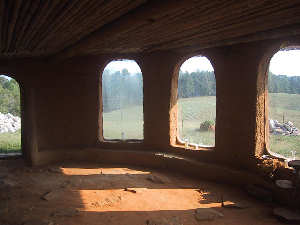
(200, 120), (215, 131)
(0, 77), (20, 116)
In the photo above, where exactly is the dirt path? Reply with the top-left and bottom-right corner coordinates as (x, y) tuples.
(0, 159), (283, 225)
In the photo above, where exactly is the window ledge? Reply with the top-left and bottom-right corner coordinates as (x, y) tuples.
(175, 137), (214, 151)
(101, 139), (143, 144)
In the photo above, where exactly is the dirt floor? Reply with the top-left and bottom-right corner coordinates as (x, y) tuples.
(0, 159), (287, 225)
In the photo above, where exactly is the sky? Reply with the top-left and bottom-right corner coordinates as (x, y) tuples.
(103, 58), (214, 74)
(0, 75), (11, 80)
(103, 50), (300, 76)
(180, 56), (213, 72)
(269, 50), (300, 76)
(104, 60), (141, 74)
(1, 50), (299, 78)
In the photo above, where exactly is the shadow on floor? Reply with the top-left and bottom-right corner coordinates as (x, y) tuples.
(0, 159), (281, 225)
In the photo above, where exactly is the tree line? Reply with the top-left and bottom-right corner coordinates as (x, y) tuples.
(178, 70), (216, 98)
(102, 69), (300, 113)
(268, 72), (300, 94)
(1, 70), (298, 116)
(0, 76), (20, 116)
(102, 69), (143, 112)
(178, 71), (300, 98)
(102, 69), (216, 113)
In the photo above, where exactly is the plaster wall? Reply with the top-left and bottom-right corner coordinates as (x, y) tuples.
(3, 38), (298, 173)
(2, 38), (300, 207)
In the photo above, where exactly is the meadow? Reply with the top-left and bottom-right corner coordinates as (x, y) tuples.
(177, 96), (216, 146)
(103, 105), (144, 140)
(102, 92), (300, 158)
(0, 129), (21, 153)
(268, 93), (300, 158)
(178, 93), (300, 158)
(0, 93), (299, 159)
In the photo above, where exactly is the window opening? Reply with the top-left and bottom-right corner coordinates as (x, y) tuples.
(177, 56), (216, 148)
(0, 75), (21, 156)
(268, 48), (300, 159)
(102, 60), (144, 141)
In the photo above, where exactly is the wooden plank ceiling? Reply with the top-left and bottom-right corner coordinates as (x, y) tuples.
(1, 0), (300, 59)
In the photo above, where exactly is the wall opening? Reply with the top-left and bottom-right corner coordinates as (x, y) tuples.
(267, 47), (300, 159)
(177, 56), (216, 148)
(0, 75), (21, 155)
(101, 59), (144, 141)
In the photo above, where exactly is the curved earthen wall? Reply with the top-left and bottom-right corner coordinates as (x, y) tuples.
(2, 38), (300, 208)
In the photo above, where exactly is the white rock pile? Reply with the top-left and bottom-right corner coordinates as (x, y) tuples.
(0, 112), (21, 133)
(269, 119), (299, 136)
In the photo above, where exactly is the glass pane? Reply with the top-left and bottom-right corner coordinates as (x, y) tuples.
(0, 75), (21, 154)
(177, 56), (216, 147)
(268, 49), (300, 159)
(102, 60), (143, 140)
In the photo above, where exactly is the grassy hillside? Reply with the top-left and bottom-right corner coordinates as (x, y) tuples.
(1, 93), (299, 159)
(103, 105), (143, 140)
(102, 93), (299, 158)
(177, 96), (216, 146)
(269, 93), (300, 128)
(269, 93), (300, 158)
(0, 129), (21, 153)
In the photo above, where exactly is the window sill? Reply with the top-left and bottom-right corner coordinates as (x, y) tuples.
(100, 139), (144, 144)
(175, 137), (214, 151)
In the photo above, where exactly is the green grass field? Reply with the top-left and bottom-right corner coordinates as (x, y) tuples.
(177, 96), (216, 146)
(0, 93), (299, 158)
(177, 93), (300, 157)
(102, 93), (300, 158)
(269, 93), (300, 158)
(0, 129), (21, 153)
(103, 105), (144, 140)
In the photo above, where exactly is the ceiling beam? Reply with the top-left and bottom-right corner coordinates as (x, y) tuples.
(150, 23), (300, 53)
(51, 0), (192, 61)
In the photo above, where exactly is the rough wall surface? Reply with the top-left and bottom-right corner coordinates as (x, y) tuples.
(1, 1), (300, 59)
(2, 38), (300, 201)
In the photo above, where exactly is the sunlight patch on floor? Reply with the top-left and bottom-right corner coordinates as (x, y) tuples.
(78, 188), (219, 212)
(61, 167), (151, 176)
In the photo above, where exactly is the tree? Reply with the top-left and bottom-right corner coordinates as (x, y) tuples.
(178, 70), (216, 98)
(0, 77), (20, 116)
(102, 69), (143, 112)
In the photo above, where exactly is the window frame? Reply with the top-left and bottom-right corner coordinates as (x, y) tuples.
(98, 58), (144, 143)
(264, 45), (300, 160)
(170, 54), (216, 151)
(0, 73), (23, 156)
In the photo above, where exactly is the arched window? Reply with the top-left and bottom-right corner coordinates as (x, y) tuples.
(101, 60), (143, 141)
(177, 56), (216, 148)
(0, 75), (21, 155)
(267, 48), (300, 159)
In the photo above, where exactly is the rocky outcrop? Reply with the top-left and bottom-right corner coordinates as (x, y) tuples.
(269, 119), (299, 136)
(0, 112), (21, 133)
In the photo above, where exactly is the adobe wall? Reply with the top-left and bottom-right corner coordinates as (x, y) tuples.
(2, 38), (299, 187)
